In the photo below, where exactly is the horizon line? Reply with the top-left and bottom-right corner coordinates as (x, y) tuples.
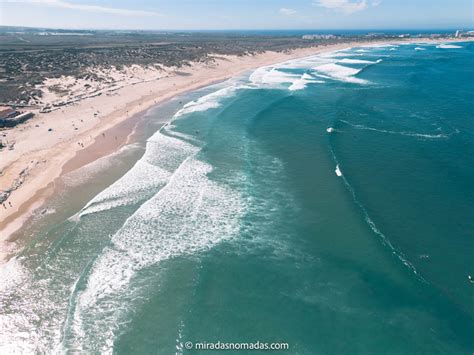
(1, 24), (471, 33)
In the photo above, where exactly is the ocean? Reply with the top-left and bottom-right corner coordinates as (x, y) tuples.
(1, 41), (473, 354)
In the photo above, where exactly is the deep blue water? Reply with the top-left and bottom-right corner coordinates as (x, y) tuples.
(0, 41), (473, 354)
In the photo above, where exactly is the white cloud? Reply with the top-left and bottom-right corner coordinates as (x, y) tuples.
(314, 0), (368, 15)
(3, 0), (160, 17)
(279, 7), (297, 16)
(372, 0), (382, 6)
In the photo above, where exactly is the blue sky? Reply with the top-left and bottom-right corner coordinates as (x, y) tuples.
(0, 0), (472, 30)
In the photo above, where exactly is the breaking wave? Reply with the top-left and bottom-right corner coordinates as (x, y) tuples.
(59, 82), (248, 352)
(75, 132), (199, 218)
(312, 63), (368, 84)
(175, 85), (244, 117)
(250, 67), (323, 91)
(337, 58), (383, 64)
(74, 83), (245, 219)
(61, 156), (244, 352)
(436, 44), (462, 49)
(249, 67), (299, 86)
(288, 73), (324, 91)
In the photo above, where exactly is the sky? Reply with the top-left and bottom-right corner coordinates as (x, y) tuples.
(0, 0), (472, 31)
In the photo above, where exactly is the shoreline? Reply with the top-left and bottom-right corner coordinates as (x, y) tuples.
(0, 37), (470, 263)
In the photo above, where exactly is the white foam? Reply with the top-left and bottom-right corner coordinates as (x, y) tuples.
(175, 85), (241, 117)
(273, 52), (335, 68)
(1, 82), (248, 351)
(436, 44), (462, 49)
(414, 47), (426, 51)
(76, 81), (247, 219)
(0, 257), (27, 292)
(0, 257), (56, 353)
(337, 58), (382, 64)
(362, 43), (398, 48)
(250, 67), (323, 91)
(288, 80), (307, 91)
(63, 157), (244, 352)
(312, 63), (368, 84)
(76, 132), (199, 218)
(250, 67), (299, 86)
(288, 73), (324, 91)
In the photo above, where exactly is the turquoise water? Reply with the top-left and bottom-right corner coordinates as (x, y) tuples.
(1, 42), (473, 354)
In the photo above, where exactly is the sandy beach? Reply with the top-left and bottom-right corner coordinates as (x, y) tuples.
(0, 37), (469, 262)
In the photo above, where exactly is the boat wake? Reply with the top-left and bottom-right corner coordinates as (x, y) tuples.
(339, 119), (450, 139)
(328, 148), (427, 283)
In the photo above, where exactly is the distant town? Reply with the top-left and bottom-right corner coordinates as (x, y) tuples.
(301, 29), (474, 40)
